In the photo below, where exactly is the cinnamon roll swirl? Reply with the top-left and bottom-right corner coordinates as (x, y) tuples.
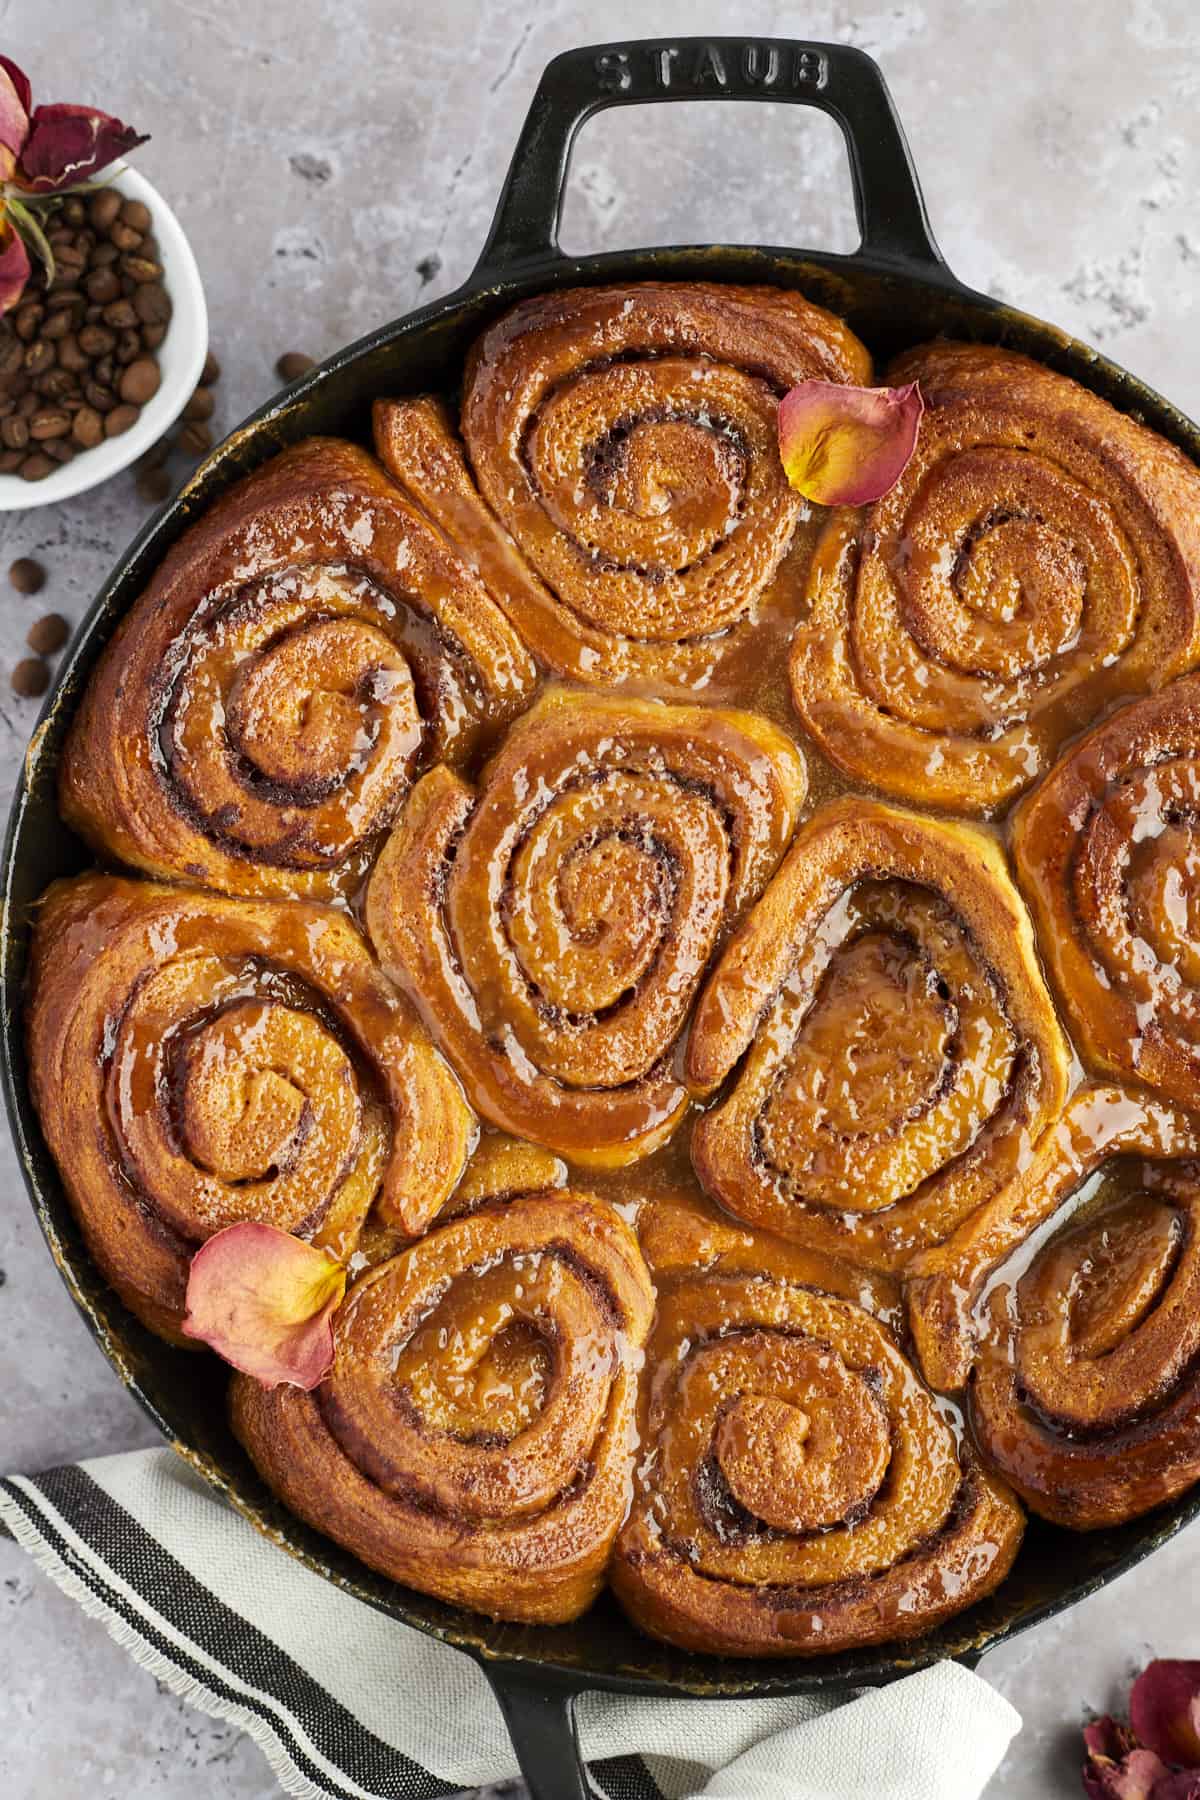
(790, 344), (1200, 815)
(1012, 674), (1200, 1111)
(232, 1189), (654, 1623)
(612, 1195), (1023, 1656)
(688, 796), (1070, 1269)
(376, 282), (871, 696)
(366, 687), (806, 1166)
(908, 1087), (1200, 1527)
(60, 438), (538, 901)
(26, 874), (474, 1341)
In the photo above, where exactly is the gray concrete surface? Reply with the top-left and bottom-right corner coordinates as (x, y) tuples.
(2, 0), (1199, 1793)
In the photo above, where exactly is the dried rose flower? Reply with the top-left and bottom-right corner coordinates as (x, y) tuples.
(777, 378), (923, 507)
(182, 1221), (347, 1390)
(1083, 1664), (1200, 1799)
(0, 53), (147, 311)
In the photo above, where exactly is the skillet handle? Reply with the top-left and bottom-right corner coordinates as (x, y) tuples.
(470, 35), (946, 283)
(485, 1663), (589, 1800)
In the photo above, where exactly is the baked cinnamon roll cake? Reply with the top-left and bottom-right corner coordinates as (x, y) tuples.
(29, 278), (1200, 1659)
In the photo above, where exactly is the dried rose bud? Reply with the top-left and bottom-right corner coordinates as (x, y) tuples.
(182, 1221), (347, 1389)
(778, 378), (923, 507)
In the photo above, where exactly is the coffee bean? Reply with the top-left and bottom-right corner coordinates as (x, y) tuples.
(89, 189), (122, 232)
(201, 349), (221, 385)
(121, 255), (162, 284)
(120, 197), (152, 234)
(141, 322), (167, 350)
(1, 415), (29, 450)
(179, 420), (212, 455)
(9, 557), (46, 594)
(137, 436), (172, 471)
(104, 402), (140, 437)
(85, 266), (122, 305)
(0, 396), (14, 418)
(101, 298), (138, 330)
(26, 612), (69, 654)
(63, 197), (86, 227)
(115, 329), (142, 366)
(276, 351), (315, 382)
(93, 355), (116, 388)
(57, 334), (88, 374)
(108, 220), (143, 253)
(40, 309), (72, 342)
(45, 287), (85, 314)
(84, 381), (116, 413)
(119, 358), (160, 405)
(136, 465), (171, 504)
(33, 369), (76, 401)
(132, 282), (171, 328)
(52, 243), (86, 282)
(23, 340), (54, 375)
(182, 384), (214, 421)
(14, 302), (44, 343)
(18, 453), (54, 481)
(29, 408), (70, 441)
(89, 239), (119, 269)
(71, 406), (103, 448)
(17, 391), (37, 417)
(0, 447), (25, 471)
(77, 324), (116, 358)
(11, 656), (49, 695)
(42, 438), (74, 464)
(0, 334), (22, 377)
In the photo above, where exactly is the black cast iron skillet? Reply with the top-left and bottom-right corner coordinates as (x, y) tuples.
(6, 37), (1200, 1800)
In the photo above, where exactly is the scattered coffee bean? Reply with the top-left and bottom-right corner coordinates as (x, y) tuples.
(136, 464), (171, 504)
(9, 556), (46, 594)
(26, 612), (69, 655)
(119, 358), (160, 405)
(137, 436), (172, 471)
(104, 402), (140, 437)
(178, 419), (212, 455)
(201, 349), (221, 385)
(276, 351), (315, 382)
(18, 453), (54, 481)
(10, 656), (49, 696)
(182, 384), (214, 421)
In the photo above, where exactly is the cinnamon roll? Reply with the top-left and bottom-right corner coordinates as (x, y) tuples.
(908, 1087), (1200, 1527)
(612, 1194), (1023, 1656)
(232, 1189), (654, 1624)
(688, 796), (1070, 1269)
(1012, 674), (1200, 1111)
(376, 282), (871, 696)
(790, 344), (1200, 815)
(366, 687), (807, 1166)
(26, 874), (473, 1342)
(60, 438), (538, 901)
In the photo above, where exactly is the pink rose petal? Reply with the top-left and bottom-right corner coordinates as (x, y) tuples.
(15, 102), (148, 194)
(0, 57), (30, 181)
(1131, 1663), (1200, 1768)
(1082, 1740), (1181, 1800)
(182, 1222), (347, 1390)
(778, 378), (923, 506)
(0, 222), (30, 315)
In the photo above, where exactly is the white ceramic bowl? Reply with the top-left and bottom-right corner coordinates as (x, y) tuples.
(0, 165), (207, 511)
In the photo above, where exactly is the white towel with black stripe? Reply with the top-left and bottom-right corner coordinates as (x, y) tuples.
(0, 1448), (1020, 1800)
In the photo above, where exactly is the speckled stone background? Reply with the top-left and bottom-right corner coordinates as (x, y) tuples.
(1, 1), (1199, 1794)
